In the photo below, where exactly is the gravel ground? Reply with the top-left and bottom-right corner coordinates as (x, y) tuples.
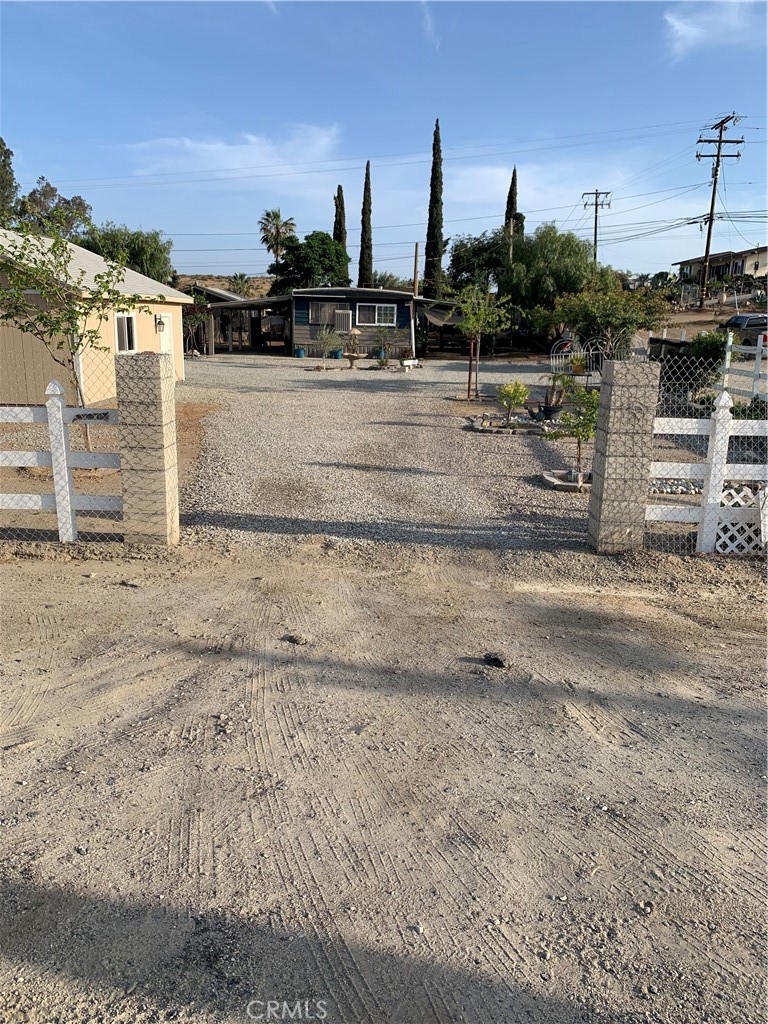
(178, 354), (589, 553)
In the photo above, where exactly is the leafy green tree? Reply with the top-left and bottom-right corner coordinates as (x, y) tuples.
(16, 176), (92, 238)
(0, 137), (19, 229)
(0, 215), (153, 404)
(548, 287), (668, 356)
(500, 223), (608, 310)
(268, 231), (350, 293)
(229, 272), (253, 296)
(358, 161), (373, 288)
(75, 222), (175, 284)
(423, 118), (444, 299)
(454, 285), (512, 397)
(372, 270), (412, 291)
(332, 184), (347, 252)
(259, 209), (296, 268)
(548, 387), (600, 478)
(447, 230), (506, 291)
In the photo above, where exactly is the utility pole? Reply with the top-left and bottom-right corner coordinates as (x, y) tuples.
(582, 190), (611, 262)
(696, 113), (743, 309)
(410, 241), (419, 358)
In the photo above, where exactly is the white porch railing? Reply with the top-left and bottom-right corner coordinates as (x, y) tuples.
(0, 380), (122, 542)
(648, 389), (767, 555)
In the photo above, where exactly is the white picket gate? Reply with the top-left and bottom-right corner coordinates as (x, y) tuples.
(0, 380), (122, 542)
(647, 389), (768, 555)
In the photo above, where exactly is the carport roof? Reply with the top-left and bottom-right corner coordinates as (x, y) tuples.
(209, 295), (291, 310)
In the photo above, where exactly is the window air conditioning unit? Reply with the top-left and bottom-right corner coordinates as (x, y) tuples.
(334, 309), (353, 334)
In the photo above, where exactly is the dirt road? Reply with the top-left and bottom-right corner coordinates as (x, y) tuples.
(0, 357), (765, 1024)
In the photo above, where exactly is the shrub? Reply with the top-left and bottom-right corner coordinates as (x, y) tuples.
(689, 330), (727, 363)
(496, 381), (530, 424)
(547, 387), (600, 475)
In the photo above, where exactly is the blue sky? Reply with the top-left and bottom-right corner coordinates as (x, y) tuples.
(1, 1), (765, 279)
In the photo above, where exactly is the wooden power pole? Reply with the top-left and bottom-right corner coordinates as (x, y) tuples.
(582, 190), (611, 262)
(410, 241), (419, 357)
(696, 113), (743, 309)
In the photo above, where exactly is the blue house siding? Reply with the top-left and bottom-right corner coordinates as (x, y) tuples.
(291, 290), (412, 355)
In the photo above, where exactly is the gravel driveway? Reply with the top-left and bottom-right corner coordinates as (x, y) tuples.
(178, 355), (587, 552)
(1, 355), (764, 1024)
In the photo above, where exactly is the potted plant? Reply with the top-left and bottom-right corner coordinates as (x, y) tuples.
(496, 381), (530, 425)
(538, 371), (572, 420)
(570, 355), (587, 376)
(316, 325), (339, 370)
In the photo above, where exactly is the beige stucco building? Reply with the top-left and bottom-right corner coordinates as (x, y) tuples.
(674, 245), (767, 284)
(0, 230), (191, 405)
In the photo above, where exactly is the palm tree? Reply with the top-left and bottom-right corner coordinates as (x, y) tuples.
(258, 209), (296, 271)
(229, 272), (252, 297)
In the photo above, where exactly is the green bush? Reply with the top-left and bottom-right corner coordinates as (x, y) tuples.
(689, 330), (727, 363)
(496, 381), (530, 424)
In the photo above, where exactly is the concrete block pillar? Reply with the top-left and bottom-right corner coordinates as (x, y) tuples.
(115, 353), (179, 545)
(587, 360), (660, 554)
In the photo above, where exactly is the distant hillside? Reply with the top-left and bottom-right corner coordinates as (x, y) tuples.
(176, 275), (272, 298)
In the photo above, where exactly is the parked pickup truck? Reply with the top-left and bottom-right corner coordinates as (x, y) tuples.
(716, 313), (768, 346)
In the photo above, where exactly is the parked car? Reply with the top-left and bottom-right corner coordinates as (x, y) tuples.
(716, 313), (768, 346)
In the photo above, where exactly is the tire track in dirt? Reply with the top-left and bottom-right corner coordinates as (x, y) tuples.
(0, 683), (49, 751)
(238, 582), (389, 1022)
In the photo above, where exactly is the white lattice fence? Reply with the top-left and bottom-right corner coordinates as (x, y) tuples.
(648, 390), (767, 556)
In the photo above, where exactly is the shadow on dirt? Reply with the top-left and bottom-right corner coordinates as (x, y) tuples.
(0, 875), (638, 1024)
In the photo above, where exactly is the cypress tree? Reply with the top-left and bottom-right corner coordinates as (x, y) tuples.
(424, 118), (444, 299)
(504, 166), (517, 232)
(333, 184), (347, 251)
(505, 166), (525, 239)
(357, 161), (373, 288)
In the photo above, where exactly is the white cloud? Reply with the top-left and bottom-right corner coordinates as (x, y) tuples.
(421, 1), (440, 51)
(663, 1), (764, 59)
(127, 125), (341, 187)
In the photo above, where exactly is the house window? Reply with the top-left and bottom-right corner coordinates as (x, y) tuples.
(115, 314), (137, 352)
(309, 302), (349, 324)
(356, 303), (397, 327)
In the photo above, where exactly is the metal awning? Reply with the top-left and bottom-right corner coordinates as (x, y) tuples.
(423, 308), (464, 326)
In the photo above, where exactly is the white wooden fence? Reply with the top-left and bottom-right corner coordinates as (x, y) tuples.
(647, 389), (768, 555)
(723, 331), (766, 401)
(0, 380), (122, 542)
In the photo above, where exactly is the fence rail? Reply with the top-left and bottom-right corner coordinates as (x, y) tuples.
(0, 380), (122, 541)
(649, 389), (767, 555)
(723, 331), (766, 400)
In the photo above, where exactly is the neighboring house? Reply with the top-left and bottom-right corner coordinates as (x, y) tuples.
(0, 229), (191, 404)
(674, 245), (767, 284)
(209, 287), (453, 356)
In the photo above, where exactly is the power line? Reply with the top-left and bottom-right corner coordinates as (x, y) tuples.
(18, 120), (707, 190)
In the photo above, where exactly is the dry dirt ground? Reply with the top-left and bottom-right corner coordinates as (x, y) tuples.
(0, 362), (765, 1024)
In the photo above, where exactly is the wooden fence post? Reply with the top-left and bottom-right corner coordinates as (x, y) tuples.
(696, 389), (732, 554)
(45, 380), (77, 542)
